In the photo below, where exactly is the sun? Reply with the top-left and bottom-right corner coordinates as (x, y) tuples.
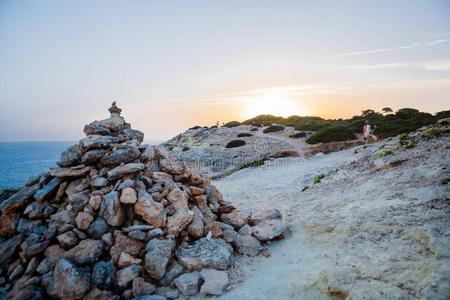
(242, 90), (301, 118)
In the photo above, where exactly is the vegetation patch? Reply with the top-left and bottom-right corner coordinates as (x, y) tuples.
(263, 125), (285, 133)
(188, 125), (202, 130)
(306, 126), (355, 144)
(237, 133), (253, 137)
(224, 121), (241, 128)
(376, 148), (395, 158)
(440, 177), (450, 185)
(423, 126), (444, 139)
(289, 132), (307, 139)
(241, 157), (268, 169)
(225, 139), (246, 148)
(398, 133), (415, 149)
(313, 174), (325, 185)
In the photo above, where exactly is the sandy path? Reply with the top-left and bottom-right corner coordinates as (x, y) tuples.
(202, 136), (450, 300)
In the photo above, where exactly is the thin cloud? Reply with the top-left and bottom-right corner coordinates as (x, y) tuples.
(348, 59), (450, 72)
(328, 38), (450, 58)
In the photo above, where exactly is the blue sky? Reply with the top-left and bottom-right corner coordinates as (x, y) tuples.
(0, 0), (449, 140)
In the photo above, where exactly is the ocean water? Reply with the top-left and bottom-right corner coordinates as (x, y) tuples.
(0, 141), (74, 189)
(0, 140), (163, 189)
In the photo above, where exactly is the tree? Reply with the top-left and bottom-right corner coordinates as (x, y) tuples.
(361, 109), (375, 117)
(382, 107), (393, 114)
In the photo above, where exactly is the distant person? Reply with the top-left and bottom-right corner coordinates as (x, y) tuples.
(363, 121), (371, 142)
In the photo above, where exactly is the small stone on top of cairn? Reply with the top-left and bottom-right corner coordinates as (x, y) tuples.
(108, 101), (122, 117)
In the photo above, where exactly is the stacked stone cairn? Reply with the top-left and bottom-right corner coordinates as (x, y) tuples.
(0, 103), (288, 300)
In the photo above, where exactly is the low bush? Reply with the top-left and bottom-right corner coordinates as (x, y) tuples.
(440, 177), (450, 185)
(398, 133), (415, 149)
(225, 139), (246, 148)
(224, 121), (241, 128)
(313, 174), (325, 185)
(241, 157), (268, 169)
(237, 133), (253, 137)
(289, 132), (306, 139)
(188, 125), (202, 130)
(263, 125), (285, 133)
(423, 126), (444, 139)
(306, 126), (355, 144)
(376, 148), (395, 158)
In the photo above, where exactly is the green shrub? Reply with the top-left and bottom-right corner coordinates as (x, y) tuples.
(423, 126), (444, 138)
(398, 133), (415, 149)
(224, 121), (241, 128)
(313, 174), (325, 185)
(188, 126), (202, 130)
(289, 132), (306, 139)
(436, 110), (450, 120)
(225, 139), (246, 148)
(301, 186), (309, 192)
(306, 126), (356, 144)
(0, 188), (20, 202)
(263, 125), (285, 133)
(237, 133), (253, 137)
(241, 157), (268, 169)
(376, 148), (394, 158)
(440, 177), (450, 185)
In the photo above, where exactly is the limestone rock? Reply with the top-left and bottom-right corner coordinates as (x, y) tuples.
(200, 268), (229, 296)
(118, 252), (142, 268)
(92, 260), (116, 290)
(63, 239), (104, 265)
(248, 209), (282, 225)
(49, 166), (90, 178)
(0, 184), (40, 214)
(76, 212), (94, 230)
(100, 145), (141, 166)
(176, 238), (233, 270)
(100, 191), (126, 226)
(145, 238), (176, 280)
(251, 219), (288, 241)
(134, 189), (166, 227)
(167, 207), (194, 236)
(47, 258), (91, 300)
(234, 234), (262, 256)
(221, 209), (248, 229)
(174, 272), (200, 296)
(58, 144), (82, 167)
(34, 178), (61, 202)
(132, 277), (156, 297)
(120, 187), (137, 204)
(107, 163), (145, 180)
(116, 264), (142, 289)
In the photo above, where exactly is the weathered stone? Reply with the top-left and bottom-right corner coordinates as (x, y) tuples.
(100, 145), (141, 166)
(76, 212), (94, 230)
(84, 288), (117, 300)
(44, 244), (66, 266)
(49, 166), (90, 178)
(110, 232), (144, 262)
(80, 134), (120, 150)
(92, 260), (115, 290)
(204, 219), (223, 238)
(47, 258), (91, 300)
(118, 252), (142, 268)
(248, 209), (282, 225)
(160, 157), (185, 175)
(133, 295), (166, 300)
(134, 189), (166, 227)
(123, 128), (144, 143)
(123, 224), (154, 232)
(84, 123), (111, 135)
(91, 176), (109, 188)
(199, 269), (229, 296)
(89, 195), (103, 210)
(58, 144), (82, 167)
(251, 219), (288, 241)
(151, 172), (173, 184)
(24, 202), (47, 219)
(63, 239), (103, 265)
(81, 149), (107, 164)
(25, 256), (40, 275)
(116, 264), (142, 289)
(68, 191), (90, 212)
(57, 231), (79, 248)
(17, 218), (42, 234)
(160, 260), (184, 286)
(176, 238), (233, 270)
(167, 207), (194, 236)
(34, 178), (61, 201)
(0, 184), (40, 214)
(167, 189), (189, 210)
(174, 272), (200, 296)
(145, 238), (176, 280)
(234, 234), (262, 256)
(204, 185), (223, 204)
(8, 263), (24, 281)
(223, 229), (239, 244)
(87, 217), (109, 239)
(23, 240), (50, 258)
(188, 207), (204, 238)
(128, 230), (146, 240)
(120, 187), (137, 204)
(107, 163), (145, 180)
(100, 191), (126, 226)
(221, 209), (248, 229)
(0, 214), (17, 236)
(132, 277), (156, 296)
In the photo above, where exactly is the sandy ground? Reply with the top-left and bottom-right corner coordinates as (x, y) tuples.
(203, 134), (450, 299)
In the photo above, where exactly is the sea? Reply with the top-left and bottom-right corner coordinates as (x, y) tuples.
(0, 140), (162, 189)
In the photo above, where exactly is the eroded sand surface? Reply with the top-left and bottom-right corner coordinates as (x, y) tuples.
(207, 134), (450, 299)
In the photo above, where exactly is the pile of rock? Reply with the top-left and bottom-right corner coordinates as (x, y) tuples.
(0, 103), (288, 300)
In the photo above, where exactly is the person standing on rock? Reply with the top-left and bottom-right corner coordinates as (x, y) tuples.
(363, 121), (371, 142)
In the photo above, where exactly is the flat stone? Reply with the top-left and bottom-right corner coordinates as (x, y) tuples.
(234, 234), (262, 256)
(174, 272), (200, 296)
(167, 189), (189, 210)
(132, 277), (156, 297)
(100, 145), (141, 166)
(58, 144), (82, 167)
(110, 232), (144, 262)
(134, 189), (166, 227)
(63, 239), (104, 265)
(251, 219), (288, 241)
(107, 163), (145, 180)
(116, 264), (142, 289)
(81, 149), (107, 165)
(160, 260), (184, 286)
(86, 217), (109, 239)
(118, 252), (142, 268)
(145, 238), (176, 280)
(248, 209), (282, 225)
(84, 288), (117, 300)
(57, 231), (79, 248)
(89, 195), (103, 210)
(91, 176), (109, 188)
(221, 209), (248, 229)
(100, 191), (126, 227)
(200, 269), (229, 296)
(80, 134), (120, 150)
(34, 178), (61, 202)
(0, 214), (18, 236)
(120, 187), (137, 204)
(47, 258), (90, 299)
(49, 166), (90, 178)
(176, 238), (233, 271)
(0, 184), (40, 214)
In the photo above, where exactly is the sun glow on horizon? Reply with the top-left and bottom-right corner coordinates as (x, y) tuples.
(241, 90), (305, 118)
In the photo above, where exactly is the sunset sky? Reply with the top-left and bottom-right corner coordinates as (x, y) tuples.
(0, 0), (449, 141)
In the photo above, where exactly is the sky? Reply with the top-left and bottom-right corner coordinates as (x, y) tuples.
(0, 0), (449, 141)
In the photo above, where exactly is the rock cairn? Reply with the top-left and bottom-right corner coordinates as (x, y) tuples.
(0, 103), (288, 300)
